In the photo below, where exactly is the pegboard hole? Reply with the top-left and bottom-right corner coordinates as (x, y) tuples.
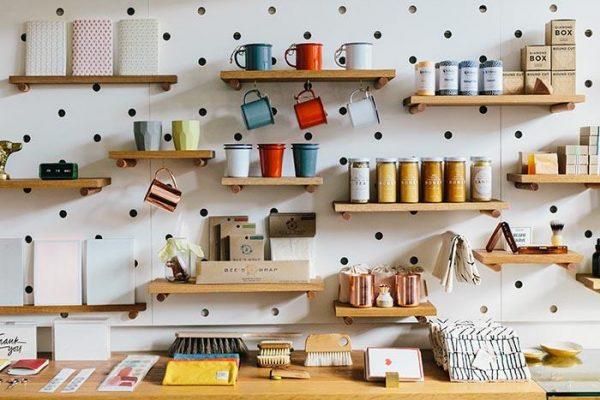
(339, 157), (348, 166)
(410, 211), (418, 215)
(23, 134), (31, 143)
(304, 132), (313, 141)
(374, 31), (382, 39)
(25, 235), (33, 243)
(409, 56), (417, 64)
(134, 260), (139, 267)
(200, 209), (208, 217)
(408, 5), (417, 13)
(374, 131), (383, 140)
(375, 232), (383, 240)
(201, 308), (209, 317)
(268, 6), (276, 14)
(515, 130), (523, 139)
(165, 234), (173, 240)
(95, 235), (102, 239)
(338, 56), (346, 65)
(340, 257), (349, 265)
(272, 57), (277, 65)
(58, 109), (66, 118)
(585, 230), (593, 238)
(198, 57), (207, 66)
(444, 131), (453, 140)
(444, 30), (452, 39)
(163, 32), (171, 41)
(93, 134), (102, 142)
(303, 31), (312, 40)
(270, 208), (278, 214)
(23, 188), (31, 193)
(550, 205), (558, 213)
(515, 280), (523, 289)
(271, 307), (280, 316)
(199, 108), (207, 116)
(585, 80), (593, 88)
(234, 133), (243, 141)
(585, 29), (593, 37)
(59, 210), (67, 218)
(549, 4), (558, 12)
(164, 133), (172, 142)
(480, 305), (488, 314)
(92, 83), (101, 92)
(56, 7), (64, 16)
(271, 107), (278, 115)
(338, 5), (347, 14)
(128, 108), (136, 117)
(25, 285), (33, 294)
(20, 33), (26, 42)
(233, 32), (241, 40)
(410, 256), (419, 265)
(127, 7), (135, 15)
(550, 305), (558, 313)
(514, 30), (523, 38)
(197, 6), (206, 15)
(479, 4), (487, 13)
(479, 106), (488, 114)
(339, 106), (347, 115)
(129, 209), (138, 218)
(479, 55), (487, 63)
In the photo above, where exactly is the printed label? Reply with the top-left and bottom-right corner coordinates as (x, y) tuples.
(439, 65), (458, 91)
(216, 371), (229, 381)
(472, 167), (492, 199)
(483, 67), (503, 92)
(460, 67), (478, 92)
(350, 167), (370, 202)
(415, 68), (435, 92)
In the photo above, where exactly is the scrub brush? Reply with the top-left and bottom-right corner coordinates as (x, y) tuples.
(550, 220), (565, 246)
(304, 334), (353, 367)
(257, 340), (293, 367)
(168, 332), (248, 357)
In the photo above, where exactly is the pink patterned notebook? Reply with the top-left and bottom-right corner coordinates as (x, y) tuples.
(72, 19), (113, 76)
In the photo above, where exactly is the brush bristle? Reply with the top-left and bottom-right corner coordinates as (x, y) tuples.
(304, 351), (353, 367)
(168, 335), (248, 357)
(550, 220), (564, 232)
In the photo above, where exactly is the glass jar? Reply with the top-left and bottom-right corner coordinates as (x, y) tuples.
(421, 157), (443, 203)
(471, 156), (492, 201)
(164, 237), (192, 283)
(414, 61), (435, 96)
(444, 157), (467, 203)
(376, 158), (397, 203)
(349, 158), (370, 203)
(398, 157), (419, 203)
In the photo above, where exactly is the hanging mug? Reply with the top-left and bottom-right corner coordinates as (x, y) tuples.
(334, 42), (373, 70)
(285, 43), (323, 70)
(347, 88), (380, 128)
(231, 43), (272, 71)
(241, 89), (274, 130)
(144, 168), (182, 212)
(294, 88), (327, 130)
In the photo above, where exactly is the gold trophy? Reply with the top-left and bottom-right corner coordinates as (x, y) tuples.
(0, 141), (22, 180)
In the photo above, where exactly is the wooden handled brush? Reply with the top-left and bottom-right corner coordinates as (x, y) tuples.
(304, 334), (352, 367)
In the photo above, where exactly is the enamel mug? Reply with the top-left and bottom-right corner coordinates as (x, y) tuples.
(335, 42), (373, 69)
(224, 144), (252, 178)
(172, 120), (200, 151)
(231, 43), (272, 71)
(144, 168), (182, 212)
(294, 88), (327, 130)
(241, 89), (274, 130)
(285, 43), (323, 70)
(347, 89), (380, 128)
(134, 121), (161, 151)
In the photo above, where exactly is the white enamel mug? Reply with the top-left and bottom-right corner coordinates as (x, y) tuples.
(347, 89), (380, 128)
(225, 144), (252, 177)
(335, 42), (373, 70)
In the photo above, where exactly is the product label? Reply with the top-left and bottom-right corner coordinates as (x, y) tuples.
(415, 68), (435, 92)
(216, 371), (229, 381)
(483, 67), (503, 92)
(439, 65), (458, 91)
(350, 167), (370, 202)
(472, 166), (492, 200)
(460, 67), (479, 92)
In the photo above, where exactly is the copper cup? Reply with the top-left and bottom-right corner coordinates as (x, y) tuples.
(144, 167), (182, 212)
(396, 273), (421, 307)
(349, 274), (374, 308)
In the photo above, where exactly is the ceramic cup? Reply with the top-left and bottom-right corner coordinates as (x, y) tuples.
(292, 143), (319, 177)
(285, 43), (323, 70)
(172, 120), (200, 150)
(335, 42), (373, 70)
(232, 43), (273, 71)
(241, 89), (274, 130)
(347, 89), (380, 128)
(134, 121), (162, 151)
(294, 88), (328, 130)
(224, 144), (252, 177)
(258, 143), (285, 178)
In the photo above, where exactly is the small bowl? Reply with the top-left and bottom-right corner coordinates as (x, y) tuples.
(523, 347), (546, 361)
(540, 341), (583, 358)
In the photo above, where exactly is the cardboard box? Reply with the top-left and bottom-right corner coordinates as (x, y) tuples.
(581, 126), (599, 136)
(0, 322), (37, 360)
(521, 46), (551, 71)
(557, 145), (588, 155)
(561, 164), (588, 174)
(208, 216), (249, 260)
(53, 319), (110, 361)
(551, 45), (575, 70)
(546, 19), (576, 45)
(219, 221), (256, 261)
(558, 154), (588, 169)
(525, 71), (551, 94)
(529, 152), (558, 174)
(197, 260), (310, 283)
(503, 71), (525, 94)
(269, 213), (316, 238)
(551, 70), (576, 95)
(581, 136), (598, 146)
(229, 235), (265, 261)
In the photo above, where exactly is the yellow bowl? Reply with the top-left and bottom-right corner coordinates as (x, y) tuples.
(523, 348), (546, 361)
(540, 341), (583, 358)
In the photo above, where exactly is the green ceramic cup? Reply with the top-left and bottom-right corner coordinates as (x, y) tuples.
(172, 120), (200, 150)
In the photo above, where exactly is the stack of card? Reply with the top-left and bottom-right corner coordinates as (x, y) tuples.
(581, 126), (599, 174)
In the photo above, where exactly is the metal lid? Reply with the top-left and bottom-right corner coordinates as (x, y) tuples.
(444, 157), (467, 162)
(224, 144), (252, 148)
(376, 158), (397, 163)
(245, 43), (273, 47)
(342, 42), (373, 46)
(421, 157), (444, 162)
(349, 158), (370, 163)
(471, 156), (492, 162)
(398, 157), (419, 163)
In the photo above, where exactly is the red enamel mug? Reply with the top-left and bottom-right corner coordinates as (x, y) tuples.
(285, 43), (323, 70)
(294, 89), (328, 130)
(258, 144), (285, 177)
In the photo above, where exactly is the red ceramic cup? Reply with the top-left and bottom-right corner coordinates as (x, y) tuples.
(258, 144), (285, 177)
(285, 43), (323, 70)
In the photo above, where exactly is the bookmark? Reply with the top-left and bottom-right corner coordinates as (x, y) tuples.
(61, 368), (95, 393)
(39, 368), (76, 393)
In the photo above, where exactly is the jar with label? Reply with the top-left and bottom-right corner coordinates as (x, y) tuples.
(349, 158), (370, 203)
(482, 60), (503, 95)
(444, 157), (467, 203)
(376, 158), (397, 203)
(421, 157), (443, 203)
(434, 63), (440, 95)
(471, 156), (492, 201)
(398, 157), (419, 203)
(438, 60), (458, 96)
(459, 60), (479, 95)
(414, 61), (435, 96)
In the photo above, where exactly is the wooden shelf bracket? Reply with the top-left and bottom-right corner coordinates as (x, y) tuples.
(116, 159), (138, 168)
(549, 102), (575, 113)
(514, 182), (539, 191)
(156, 293), (170, 302)
(80, 187), (103, 196)
(479, 209), (502, 218)
(230, 184), (243, 194)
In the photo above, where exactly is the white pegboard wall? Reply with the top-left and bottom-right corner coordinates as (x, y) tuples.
(1, 0), (600, 339)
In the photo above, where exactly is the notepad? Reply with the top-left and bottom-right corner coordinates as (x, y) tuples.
(364, 348), (424, 382)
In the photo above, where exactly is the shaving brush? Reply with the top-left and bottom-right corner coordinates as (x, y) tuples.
(550, 220), (565, 246)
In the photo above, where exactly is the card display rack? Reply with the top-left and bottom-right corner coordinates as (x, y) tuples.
(472, 249), (583, 272)
(0, 178), (111, 196)
(109, 150), (215, 168)
(221, 176), (323, 193)
(0, 303), (147, 320)
(507, 173), (600, 191)
(333, 301), (438, 325)
(9, 75), (178, 92)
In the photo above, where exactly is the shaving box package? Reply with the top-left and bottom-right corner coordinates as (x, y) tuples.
(0, 322), (37, 360)
(208, 216), (249, 261)
(229, 234), (265, 261)
(269, 212), (316, 277)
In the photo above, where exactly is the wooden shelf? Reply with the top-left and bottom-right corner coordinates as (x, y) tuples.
(576, 274), (600, 292)
(109, 150), (215, 168)
(507, 173), (600, 191)
(334, 301), (437, 325)
(9, 75), (178, 92)
(403, 94), (585, 114)
(149, 278), (325, 301)
(222, 176), (323, 193)
(473, 249), (583, 272)
(220, 69), (396, 90)
(0, 178), (111, 196)
(332, 200), (508, 220)
(0, 303), (147, 320)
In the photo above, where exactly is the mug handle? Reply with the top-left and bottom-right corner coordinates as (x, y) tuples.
(294, 88), (316, 103)
(349, 88), (370, 104)
(243, 89), (262, 104)
(233, 46), (246, 69)
(154, 167), (178, 190)
(334, 45), (346, 68)
(284, 45), (297, 68)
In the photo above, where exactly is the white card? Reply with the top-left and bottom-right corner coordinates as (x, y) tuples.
(0, 239), (24, 306)
(365, 348), (424, 381)
(34, 240), (82, 306)
(39, 368), (75, 393)
(62, 368), (95, 393)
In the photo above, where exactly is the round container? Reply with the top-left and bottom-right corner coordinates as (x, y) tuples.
(376, 158), (397, 203)
(414, 61), (435, 96)
(444, 157), (467, 203)
(398, 157), (419, 203)
(471, 156), (492, 201)
(349, 273), (374, 308)
(224, 144), (252, 177)
(258, 144), (285, 178)
(164, 237), (191, 283)
(421, 157), (443, 203)
(396, 273), (421, 307)
(478, 63), (485, 94)
(435, 62), (440, 95)
(349, 158), (370, 203)
(438, 60), (459, 96)
(459, 60), (479, 96)
(172, 120), (200, 150)
(292, 143), (319, 177)
(482, 60), (503, 95)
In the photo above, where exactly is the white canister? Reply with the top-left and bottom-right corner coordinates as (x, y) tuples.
(470, 156), (492, 201)
(349, 158), (370, 203)
(335, 42), (373, 70)
(224, 144), (252, 177)
(438, 60), (459, 95)
(414, 61), (435, 96)
(482, 60), (503, 95)
(347, 89), (380, 128)
(459, 60), (479, 95)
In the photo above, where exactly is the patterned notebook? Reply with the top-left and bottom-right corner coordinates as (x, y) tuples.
(25, 21), (66, 76)
(117, 19), (159, 75)
(72, 19), (113, 76)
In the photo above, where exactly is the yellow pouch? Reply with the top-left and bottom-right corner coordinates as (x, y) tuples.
(162, 360), (238, 386)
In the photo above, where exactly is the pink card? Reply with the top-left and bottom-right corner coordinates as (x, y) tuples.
(72, 19), (113, 76)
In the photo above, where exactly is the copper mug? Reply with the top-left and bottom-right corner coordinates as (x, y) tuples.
(349, 273), (374, 308)
(144, 168), (182, 212)
(396, 273), (421, 307)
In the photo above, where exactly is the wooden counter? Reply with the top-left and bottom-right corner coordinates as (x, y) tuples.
(0, 351), (545, 400)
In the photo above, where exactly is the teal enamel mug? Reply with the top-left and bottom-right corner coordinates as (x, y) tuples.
(241, 89), (274, 130)
(292, 143), (319, 177)
(231, 44), (272, 71)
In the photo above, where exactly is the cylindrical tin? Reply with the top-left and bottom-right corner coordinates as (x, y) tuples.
(349, 274), (374, 308)
(438, 60), (459, 96)
(396, 273), (421, 307)
(376, 158), (397, 203)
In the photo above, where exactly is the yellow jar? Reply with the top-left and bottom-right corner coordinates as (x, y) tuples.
(444, 157), (467, 203)
(376, 158), (397, 203)
(421, 157), (443, 203)
(398, 157), (419, 203)
(471, 156), (492, 201)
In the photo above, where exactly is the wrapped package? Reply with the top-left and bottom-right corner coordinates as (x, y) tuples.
(371, 265), (397, 301)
